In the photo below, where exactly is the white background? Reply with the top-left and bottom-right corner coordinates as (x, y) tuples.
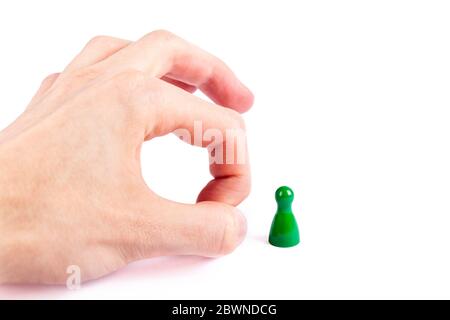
(1, 0), (450, 299)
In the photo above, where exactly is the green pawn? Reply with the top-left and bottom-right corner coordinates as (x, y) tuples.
(269, 186), (300, 248)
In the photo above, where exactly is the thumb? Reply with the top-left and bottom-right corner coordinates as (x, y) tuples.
(124, 196), (247, 260)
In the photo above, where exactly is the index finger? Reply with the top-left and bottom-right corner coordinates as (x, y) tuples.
(96, 30), (254, 113)
(118, 73), (251, 206)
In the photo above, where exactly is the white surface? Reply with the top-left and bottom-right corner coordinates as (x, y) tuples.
(1, 0), (450, 299)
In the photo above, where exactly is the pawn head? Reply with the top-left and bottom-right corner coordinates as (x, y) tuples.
(275, 186), (294, 207)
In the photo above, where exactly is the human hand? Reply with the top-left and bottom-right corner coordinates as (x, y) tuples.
(0, 30), (253, 284)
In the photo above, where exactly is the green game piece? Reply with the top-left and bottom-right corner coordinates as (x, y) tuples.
(269, 186), (300, 248)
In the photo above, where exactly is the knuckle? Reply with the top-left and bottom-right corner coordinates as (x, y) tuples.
(112, 69), (146, 90)
(68, 66), (100, 83)
(41, 73), (60, 85)
(145, 29), (176, 43)
(86, 35), (113, 48)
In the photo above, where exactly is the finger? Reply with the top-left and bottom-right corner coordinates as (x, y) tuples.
(63, 36), (131, 73)
(196, 124), (251, 204)
(161, 76), (197, 93)
(197, 172), (251, 205)
(125, 197), (247, 259)
(106, 72), (250, 205)
(97, 30), (254, 112)
(136, 77), (250, 205)
(58, 36), (196, 93)
(29, 73), (60, 105)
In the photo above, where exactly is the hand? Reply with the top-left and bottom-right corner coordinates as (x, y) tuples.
(0, 30), (253, 285)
